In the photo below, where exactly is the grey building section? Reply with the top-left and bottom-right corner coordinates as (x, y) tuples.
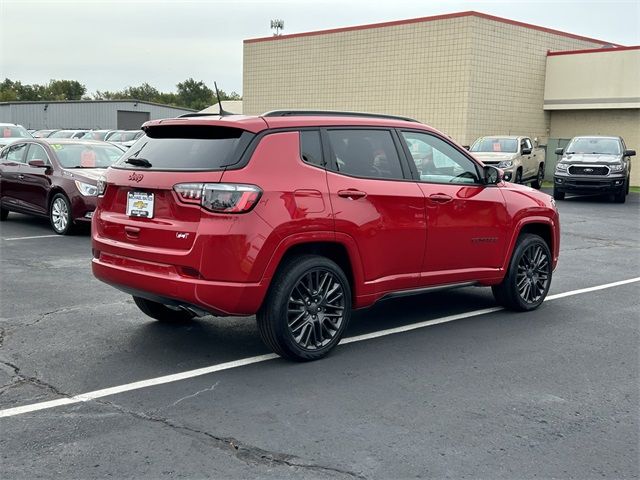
(0, 100), (195, 130)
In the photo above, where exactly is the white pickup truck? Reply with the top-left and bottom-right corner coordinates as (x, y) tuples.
(469, 136), (546, 188)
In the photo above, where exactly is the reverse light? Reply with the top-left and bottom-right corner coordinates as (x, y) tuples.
(75, 180), (98, 197)
(173, 183), (262, 213)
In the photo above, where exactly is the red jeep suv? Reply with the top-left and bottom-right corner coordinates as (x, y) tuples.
(92, 111), (559, 361)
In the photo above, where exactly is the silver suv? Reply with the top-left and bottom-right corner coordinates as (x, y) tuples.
(553, 136), (635, 203)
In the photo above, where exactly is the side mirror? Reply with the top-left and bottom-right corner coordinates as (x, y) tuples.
(484, 165), (503, 185)
(624, 149), (636, 157)
(555, 148), (564, 155)
(521, 147), (532, 155)
(462, 145), (470, 150)
(28, 159), (48, 168)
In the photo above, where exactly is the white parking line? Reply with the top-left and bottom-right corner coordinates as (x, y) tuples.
(3, 234), (62, 241)
(1, 277), (638, 419)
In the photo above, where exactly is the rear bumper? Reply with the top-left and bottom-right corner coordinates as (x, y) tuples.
(553, 175), (626, 194)
(91, 252), (269, 316)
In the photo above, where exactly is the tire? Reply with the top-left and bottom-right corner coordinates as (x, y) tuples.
(133, 296), (195, 323)
(613, 187), (626, 204)
(531, 164), (544, 189)
(257, 254), (352, 361)
(514, 169), (522, 184)
(492, 233), (552, 311)
(0, 207), (8, 221)
(553, 189), (565, 201)
(49, 193), (75, 235)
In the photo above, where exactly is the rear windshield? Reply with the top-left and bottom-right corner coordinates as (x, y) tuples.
(116, 125), (254, 170)
(565, 138), (621, 155)
(470, 138), (518, 153)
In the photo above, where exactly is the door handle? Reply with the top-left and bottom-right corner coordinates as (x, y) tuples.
(428, 193), (453, 204)
(338, 189), (367, 200)
(18, 174), (25, 180)
(124, 226), (140, 238)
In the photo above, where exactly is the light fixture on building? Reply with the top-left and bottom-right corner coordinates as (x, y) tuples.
(270, 19), (284, 36)
(43, 104), (48, 111)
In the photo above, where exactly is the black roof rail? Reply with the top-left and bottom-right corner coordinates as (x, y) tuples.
(262, 110), (420, 123)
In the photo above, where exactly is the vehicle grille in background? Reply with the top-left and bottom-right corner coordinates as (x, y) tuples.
(568, 165), (609, 176)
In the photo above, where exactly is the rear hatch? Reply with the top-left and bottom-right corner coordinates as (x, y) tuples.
(95, 124), (255, 253)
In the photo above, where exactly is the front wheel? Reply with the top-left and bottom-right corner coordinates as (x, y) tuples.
(514, 169), (523, 184)
(613, 183), (627, 204)
(492, 234), (552, 311)
(531, 164), (544, 189)
(133, 296), (195, 323)
(553, 189), (565, 200)
(257, 255), (352, 361)
(50, 193), (75, 235)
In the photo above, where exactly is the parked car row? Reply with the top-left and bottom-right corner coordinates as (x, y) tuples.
(31, 127), (144, 145)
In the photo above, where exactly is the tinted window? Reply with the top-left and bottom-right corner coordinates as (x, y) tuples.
(5, 143), (28, 163)
(327, 129), (403, 179)
(300, 130), (324, 167)
(25, 144), (49, 164)
(402, 131), (480, 184)
(117, 126), (254, 170)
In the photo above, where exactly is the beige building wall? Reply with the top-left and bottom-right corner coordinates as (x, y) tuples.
(243, 12), (608, 146)
(550, 109), (640, 185)
(544, 49), (640, 110)
(464, 17), (602, 146)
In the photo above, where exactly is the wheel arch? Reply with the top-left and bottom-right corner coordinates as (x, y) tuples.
(261, 233), (365, 307)
(504, 218), (558, 271)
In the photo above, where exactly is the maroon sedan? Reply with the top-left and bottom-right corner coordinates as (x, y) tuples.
(0, 139), (125, 234)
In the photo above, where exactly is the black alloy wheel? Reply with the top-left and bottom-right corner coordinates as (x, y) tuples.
(492, 233), (552, 311)
(257, 255), (351, 361)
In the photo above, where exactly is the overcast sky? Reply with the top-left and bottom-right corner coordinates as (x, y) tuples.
(1, 0), (638, 96)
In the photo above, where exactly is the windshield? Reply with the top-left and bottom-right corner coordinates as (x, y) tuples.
(50, 131), (76, 138)
(122, 131), (142, 141)
(470, 138), (518, 153)
(82, 131), (110, 140)
(565, 138), (621, 155)
(2, 125), (31, 138)
(50, 143), (124, 168)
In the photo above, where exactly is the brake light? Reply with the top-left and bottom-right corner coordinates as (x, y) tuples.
(173, 183), (262, 213)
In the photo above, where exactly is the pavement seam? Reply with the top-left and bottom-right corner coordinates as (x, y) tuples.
(95, 398), (367, 479)
(0, 359), (69, 398)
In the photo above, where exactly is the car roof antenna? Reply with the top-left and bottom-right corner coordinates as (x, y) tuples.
(214, 82), (232, 117)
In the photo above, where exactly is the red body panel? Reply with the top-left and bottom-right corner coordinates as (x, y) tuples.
(91, 115), (560, 316)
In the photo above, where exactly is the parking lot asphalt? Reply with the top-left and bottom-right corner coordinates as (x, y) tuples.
(0, 191), (638, 479)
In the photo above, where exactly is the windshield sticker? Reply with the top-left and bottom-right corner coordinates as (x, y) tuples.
(51, 144), (63, 151)
(492, 143), (502, 152)
(3, 128), (11, 138)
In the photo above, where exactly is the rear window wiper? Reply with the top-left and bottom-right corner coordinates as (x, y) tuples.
(125, 158), (152, 168)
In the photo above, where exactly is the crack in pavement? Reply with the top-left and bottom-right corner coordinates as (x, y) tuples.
(0, 359), (68, 398)
(96, 398), (367, 479)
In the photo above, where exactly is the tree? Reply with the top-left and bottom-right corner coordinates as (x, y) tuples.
(176, 78), (214, 111)
(46, 80), (86, 100)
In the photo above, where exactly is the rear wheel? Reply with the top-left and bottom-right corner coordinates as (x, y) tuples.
(257, 255), (351, 361)
(50, 193), (75, 235)
(553, 189), (565, 200)
(0, 207), (8, 221)
(492, 233), (552, 311)
(133, 296), (195, 323)
(531, 164), (544, 189)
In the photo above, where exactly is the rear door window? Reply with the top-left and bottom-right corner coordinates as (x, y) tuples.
(117, 125), (255, 171)
(300, 130), (324, 167)
(5, 143), (28, 163)
(326, 129), (404, 180)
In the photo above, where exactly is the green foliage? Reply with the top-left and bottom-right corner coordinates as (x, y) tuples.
(1, 78), (241, 110)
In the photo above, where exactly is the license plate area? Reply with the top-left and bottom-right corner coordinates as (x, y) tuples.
(126, 191), (154, 218)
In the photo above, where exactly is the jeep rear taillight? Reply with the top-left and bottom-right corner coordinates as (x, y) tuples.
(173, 183), (262, 213)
